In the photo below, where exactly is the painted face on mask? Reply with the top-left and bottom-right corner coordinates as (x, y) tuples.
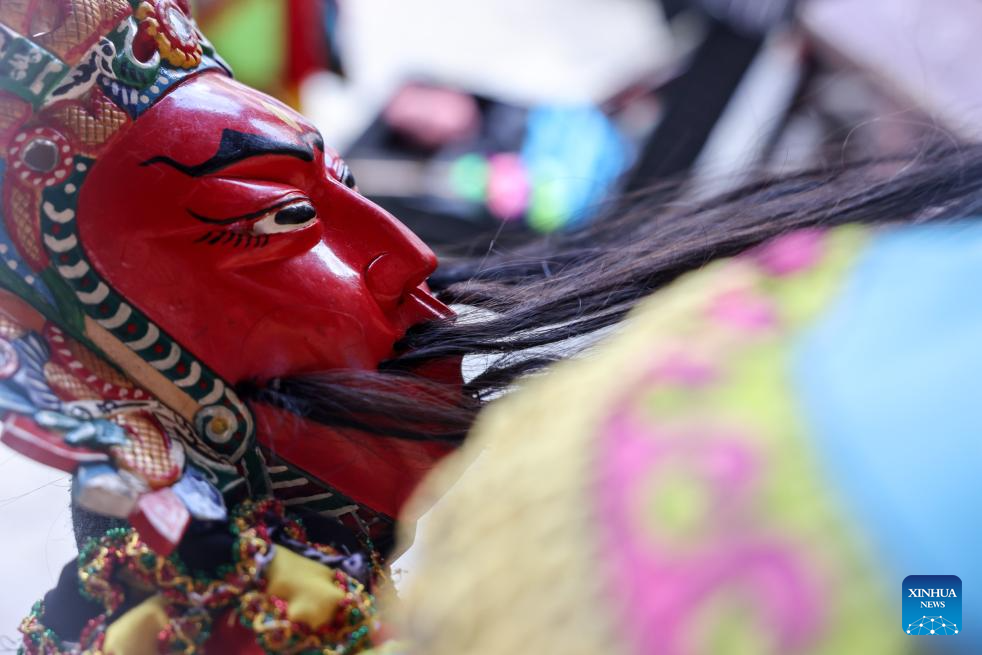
(77, 72), (452, 385)
(1, 0), (459, 539)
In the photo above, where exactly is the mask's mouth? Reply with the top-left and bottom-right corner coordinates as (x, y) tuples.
(384, 284), (455, 349)
(237, 316), (470, 445)
(406, 286), (453, 319)
(387, 307), (462, 387)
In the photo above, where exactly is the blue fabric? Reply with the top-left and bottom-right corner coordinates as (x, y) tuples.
(794, 222), (982, 649)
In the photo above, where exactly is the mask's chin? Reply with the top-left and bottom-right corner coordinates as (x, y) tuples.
(247, 394), (456, 521)
(235, 309), (467, 511)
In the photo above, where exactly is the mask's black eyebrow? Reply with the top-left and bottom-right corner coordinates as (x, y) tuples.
(141, 128), (319, 177)
(188, 197), (302, 225)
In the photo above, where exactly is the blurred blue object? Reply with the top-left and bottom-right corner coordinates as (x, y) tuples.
(521, 105), (629, 232)
(795, 221), (982, 651)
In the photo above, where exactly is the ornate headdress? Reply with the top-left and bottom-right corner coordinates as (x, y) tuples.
(0, 0), (265, 544)
(1, 2), (429, 651)
(0, 0), (431, 554)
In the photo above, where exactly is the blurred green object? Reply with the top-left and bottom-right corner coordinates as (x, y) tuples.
(527, 169), (569, 233)
(449, 154), (489, 204)
(203, 0), (285, 91)
(192, 0), (342, 105)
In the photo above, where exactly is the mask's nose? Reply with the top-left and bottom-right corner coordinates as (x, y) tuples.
(318, 182), (441, 317)
(365, 251), (427, 310)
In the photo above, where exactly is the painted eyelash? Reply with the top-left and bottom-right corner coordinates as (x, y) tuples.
(193, 231), (271, 249)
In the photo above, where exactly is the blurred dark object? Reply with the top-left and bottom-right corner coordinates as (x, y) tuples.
(625, 0), (802, 195)
(696, 0), (795, 36)
(193, 0), (344, 106)
(346, 82), (632, 251)
(623, 22), (763, 194)
(659, 0), (796, 35)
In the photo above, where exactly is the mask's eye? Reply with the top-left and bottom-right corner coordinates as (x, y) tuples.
(251, 200), (317, 235)
(338, 163), (357, 190)
(330, 158), (356, 190)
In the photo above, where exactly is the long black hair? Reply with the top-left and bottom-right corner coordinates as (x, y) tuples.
(246, 141), (982, 443)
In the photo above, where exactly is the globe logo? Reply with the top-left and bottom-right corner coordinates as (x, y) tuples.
(907, 616), (958, 635)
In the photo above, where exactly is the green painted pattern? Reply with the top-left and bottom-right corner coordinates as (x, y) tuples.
(39, 156), (270, 496)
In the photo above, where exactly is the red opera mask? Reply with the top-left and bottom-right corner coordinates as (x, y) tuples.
(0, 0), (459, 553)
(80, 71), (451, 384)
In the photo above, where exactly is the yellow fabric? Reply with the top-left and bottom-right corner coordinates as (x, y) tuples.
(393, 263), (746, 654)
(389, 227), (907, 655)
(103, 595), (169, 655)
(387, 282), (686, 654)
(265, 546), (345, 630)
(391, 267), (724, 654)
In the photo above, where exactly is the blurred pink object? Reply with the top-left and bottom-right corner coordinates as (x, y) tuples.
(597, 354), (821, 655)
(646, 351), (717, 388)
(384, 84), (480, 149)
(487, 153), (530, 220)
(750, 228), (825, 276)
(708, 288), (778, 331)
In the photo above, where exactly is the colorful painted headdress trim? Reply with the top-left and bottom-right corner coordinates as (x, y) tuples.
(0, 1), (280, 554)
(0, 1), (400, 555)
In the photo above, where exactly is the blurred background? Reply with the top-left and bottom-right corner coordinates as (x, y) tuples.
(3, 0), (980, 642)
(193, 0), (982, 251)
